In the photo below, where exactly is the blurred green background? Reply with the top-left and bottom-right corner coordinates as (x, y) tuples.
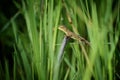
(0, 0), (120, 80)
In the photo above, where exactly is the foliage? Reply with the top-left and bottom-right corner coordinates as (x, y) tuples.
(0, 0), (120, 80)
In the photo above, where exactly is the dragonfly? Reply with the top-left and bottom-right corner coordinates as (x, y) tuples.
(58, 25), (90, 45)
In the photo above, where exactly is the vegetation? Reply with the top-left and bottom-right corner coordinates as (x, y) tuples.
(0, 0), (120, 80)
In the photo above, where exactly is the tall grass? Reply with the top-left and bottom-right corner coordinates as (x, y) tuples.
(0, 0), (119, 80)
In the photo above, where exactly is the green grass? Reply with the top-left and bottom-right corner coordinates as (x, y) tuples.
(0, 0), (120, 80)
